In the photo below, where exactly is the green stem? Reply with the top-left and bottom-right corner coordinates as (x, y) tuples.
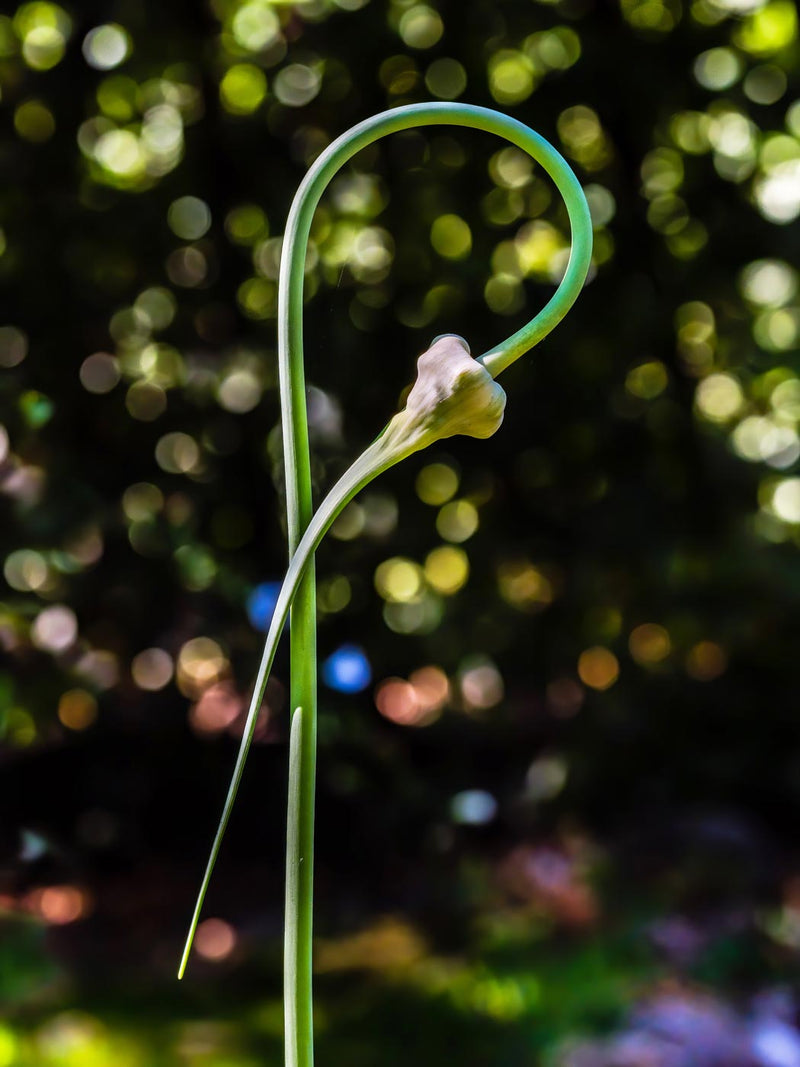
(280, 104), (590, 1067)
(179, 102), (592, 1067)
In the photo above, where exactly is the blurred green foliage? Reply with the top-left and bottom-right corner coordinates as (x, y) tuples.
(2, 0), (800, 1062)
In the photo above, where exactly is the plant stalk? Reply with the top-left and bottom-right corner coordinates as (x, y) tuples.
(277, 103), (591, 1066)
(179, 103), (592, 1067)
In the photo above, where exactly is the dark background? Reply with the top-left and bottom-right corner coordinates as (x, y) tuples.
(2, 0), (800, 1063)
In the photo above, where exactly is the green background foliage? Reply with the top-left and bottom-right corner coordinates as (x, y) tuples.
(2, 0), (800, 1063)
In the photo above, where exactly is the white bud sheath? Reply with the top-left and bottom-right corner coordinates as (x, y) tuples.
(380, 334), (506, 458)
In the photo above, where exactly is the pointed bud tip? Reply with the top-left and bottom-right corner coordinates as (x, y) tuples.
(430, 333), (471, 355)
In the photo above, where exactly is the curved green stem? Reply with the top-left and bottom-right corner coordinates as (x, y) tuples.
(176, 409), (410, 983)
(180, 101), (592, 1067)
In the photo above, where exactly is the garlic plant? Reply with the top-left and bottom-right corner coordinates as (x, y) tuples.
(179, 102), (593, 1067)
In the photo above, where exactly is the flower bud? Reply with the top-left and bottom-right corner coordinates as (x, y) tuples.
(381, 334), (506, 458)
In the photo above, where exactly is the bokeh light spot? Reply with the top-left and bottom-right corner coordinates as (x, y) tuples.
(166, 246), (207, 288)
(194, 918), (237, 961)
(424, 545), (469, 595)
(131, 648), (173, 691)
(323, 644), (371, 693)
(744, 62), (787, 103)
(772, 478), (800, 521)
(528, 26), (581, 69)
(425, 57), (467, 99)
(557, 105), (612, 171)
(383, 594), (443, 635)
(331, 502), (365, 541)
(318, 575), (352, 614)
(7, 708), (36, 746)
(76, 649), (119, 691)
(82, 24), (131, 70)
(220, 63), (267, 114)
(497, 559), (554, 611)
(398, 5), (444, 49)
(626, 360), (668, 400)
(380, 54), (419, 95)
(14, 100), (55, 142)
(217, 369), (262, 413)
(732, 415), (798, 466)
(416, 462), (459, 505)
(451, 789), (497, 825)
(226, 203), (268, 245)
(4, 549), (50, 592)
(490, 146), (533, 189)
(57, 689), (98, 731)
(34, 885), (89, 924)
(232, 1), (280, 51)
(247, 581), (282, 631)
(18, 2), (71, 71)
(410, 665), (449, 714)
(126, 381), (167, 421)
(375, 677), (437, 726)
(274, 63), (321, 107)
(695, 373), (744, 421)
(755, 162), (800, 223)
(122, 482), (163, 521)
(577, 646), (619, 690)
(686, 640), (728, 680)
(629, 623), (671, 666)
(155, 432), (200, 474)
(134, 287), (176, 331)
(0, 326), (28, 368)
(238, 276), (276, 319)
(436, 500), (478, 543)
(174, 544), (217, 592)
(526, 755), (568, 801)
(430, 214), (472, 260)
(488, 50), (536, 106)
(693, 47), (742, 90)
(94, 128), (145, 178)
(31, 605), (78, 653)
(375, 557), (424, 603)
(80, 352), (120, 394)
(460, 657), (504, 710)
(177, 637), (228, 697)
(584, 183), (616, 227)
(20, 389), (54, 428)
(168, 195), (211, 240)
(735, 1), (797, 57)
(189, 682), (243, 734)
(771, 378), (800, 420)
(740, 259), (797, 306)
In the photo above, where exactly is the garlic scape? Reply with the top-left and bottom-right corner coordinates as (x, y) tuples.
(178, 110), (592, 1067)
